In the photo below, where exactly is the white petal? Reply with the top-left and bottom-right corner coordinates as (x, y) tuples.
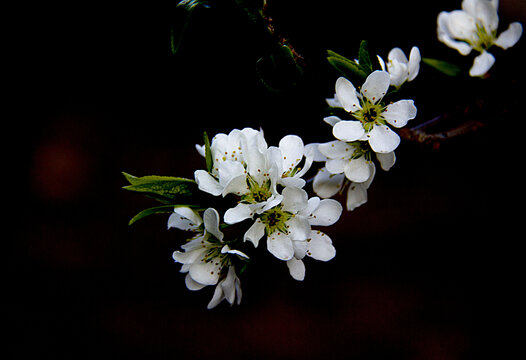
(318, 140), (354, 159)
(203, 208), (224, 241)
(224, 203), (253, 224)
(376, 151), (396, 171)
(361, 71), (390, 104)
(407, 46), (421, 81)
(194, 170), (223, 196)
(346, 183), (368, 211)
(185, 273), (207, 291)
(388, 47), (408, 64)
(279, 135), (304, 172)
(221, 245), (250, 259)
(244, 219), (266, 247)
(463, 0), (498, 32)
(207, 284), (224, 309)
(217, 161), (246, 188)
(469, 50), (495, 77)
(325, 159), (347, 175)
(326, 95), (343, 108)
(494, 22), (523, 49)
(367, 125), (401, 153)
(189, 261), (221, 286)
(383, 100), (417, 128)
(447, 10), (477, 41)
(438, 12), (474, 55)
(267, 232), (294, 260)
(313, 168), (344, 198)
(172, 248), (204, 265)
(335, 77), (361, 112)
(222, 174), (249, 197)
(286, 258), (306, 281)
(167, 206), (202, 230)
(286, 216), (311, 241)
(307, 231), (336, 261)
(195, 144), (205, 157)
(387, 59), (408, 88)
(309, 199), (343, 226)
(220, 266), (238, 305)
(305, 143), (328, 162)
(377, 55), (386, 71)
(344, 157), (371, 183)
(281, 186), (308, 213)
(292, 240), (307, 260)
(323, 116), (342, 127)
(332, 120), (365, 142)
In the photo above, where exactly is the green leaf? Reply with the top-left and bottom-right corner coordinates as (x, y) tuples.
(358, 40), (373, 74)
(422, 57), (462, 77)
(203, 132), (213, 173)
(327, 50), (368, 79)
(122, 172), (198, 204)
(128, 205), (177, 226)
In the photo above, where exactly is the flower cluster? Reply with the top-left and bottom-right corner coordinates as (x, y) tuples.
(164, 128), (341, 307)
(123, 0), (522, 309)
(314, 68), (417, 211)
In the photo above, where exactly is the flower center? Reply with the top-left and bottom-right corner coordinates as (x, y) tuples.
(259, 205), (293, 236)
(353, 100), (386, 132)
(241, 175), (272, 204)
(472, 22), (496, 51)
(349, 141), (373, 161)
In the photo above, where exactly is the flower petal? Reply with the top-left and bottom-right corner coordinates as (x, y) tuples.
(287, 216), (311, 241)
(361, 70), (390, 104)
(407, 46), (421, 81)
(469, 50), (495, 77)
(279, 135), (304, 172)
(286, 258), (306, 281)
(494, 22), (523, 49)
(367, 125), (401, 153)
(344, 157), (371, 183)
(194, 170), (223, 196)
(447, 10), (477, 41)
(346, 182), (368, 211)
(267, 232), (294, 260)
(319, 140), (354, 159)
(168, 206), (202, 230)
(323, 115), (342, 127)
(335, 77), (361, 112)
(307, 231), (336, 261)
(309, 199), (343, 226)
(437, 12), (473, 55)
(203, 208), (224, 241)
(313, 168), (345, 198)
(244, 218), (266, 247)
(224, 203), (253, 224)
(376, 151), (396, 171)
(383, 100), (417, 128)
(325, 159), (347, 175)
(185, 273), (207, 291)
(189, 261), (221, 286)
(332, 120), (365, 142)
(281, 186), (308, 213)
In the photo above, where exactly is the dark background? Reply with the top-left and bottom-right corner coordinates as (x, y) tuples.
(8, 1), (525, 359)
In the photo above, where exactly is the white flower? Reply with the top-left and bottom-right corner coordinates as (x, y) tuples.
(242, 185), (341, 281)
(194, 127), (268, 197)
(437, 0), (522, 76)
(286, 196), (342, 281)
(268, 135), (315, 188)
(169, 207), (248, 308)
(331, 71), (417, 153)
(377, 47), (421, 88)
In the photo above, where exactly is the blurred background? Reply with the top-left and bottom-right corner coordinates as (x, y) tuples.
(8, 0), (525, 359)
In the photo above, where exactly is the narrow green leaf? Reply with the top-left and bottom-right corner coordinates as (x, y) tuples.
(128, 205), (176, 225)
(122, 173), (198, 204)
(422, 57), (462, 77)
(327, 54), (368, 79)
(203, 132), (213, 173)
(170, 0), (211, 55)
(358, 40), (373, 74)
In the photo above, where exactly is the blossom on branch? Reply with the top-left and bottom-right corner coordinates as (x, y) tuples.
(437, 0), (523, 76)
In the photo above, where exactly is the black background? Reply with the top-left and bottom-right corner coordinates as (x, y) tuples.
(8, 1), (526, 359)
